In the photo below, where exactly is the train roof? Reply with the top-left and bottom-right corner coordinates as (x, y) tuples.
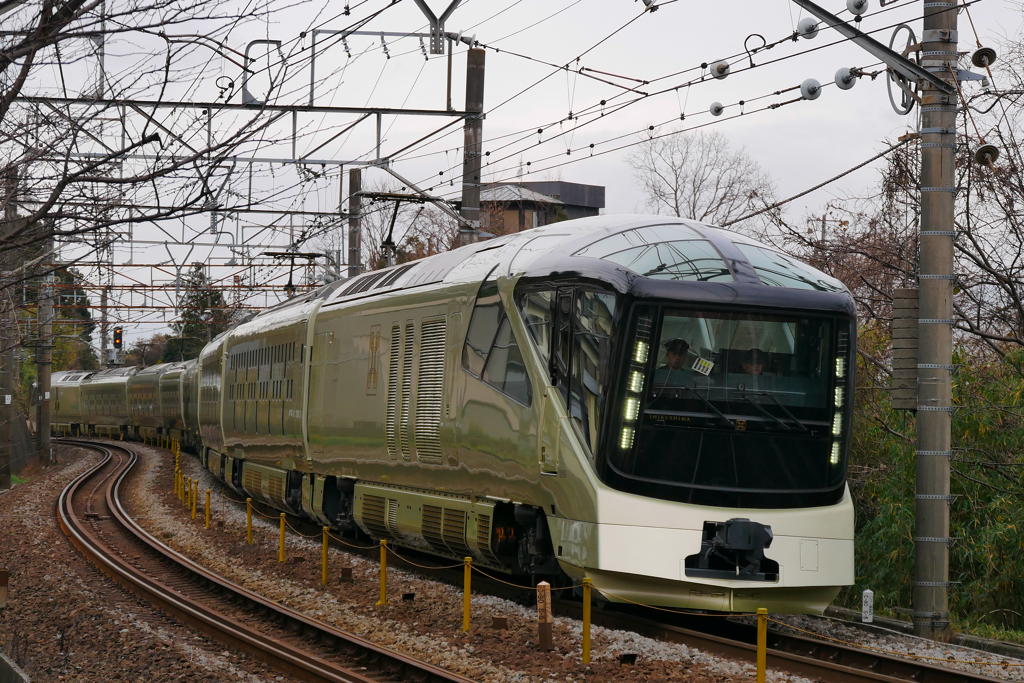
(53, 370), (93, 384)
(82, 366), (138, 384)
(319, 215), (854, 317)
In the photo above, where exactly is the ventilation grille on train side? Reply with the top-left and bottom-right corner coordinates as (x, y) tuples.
(415, 317), (446, 464)
(385, 325), (400, 460)
(476, 513), (501, 565)
(421, 505), (448, 554)
(362, 494), (391, 539)
(386, 498), (400, 538)
(442, 509), (473, 558)
(399, 323), (414, 461)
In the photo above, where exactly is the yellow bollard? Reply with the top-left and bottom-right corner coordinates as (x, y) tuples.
(377, 540), (387, 605)
(191, 481), (197, 520)
(756, 607), (767, 683)
(582, 578), (592, 664)
(205, 490), (211, 529)
(322, 527), (329, 586)
(246, 498), (253, 545)
(463, 557), (472, 632)
(279, 513), (286, 563)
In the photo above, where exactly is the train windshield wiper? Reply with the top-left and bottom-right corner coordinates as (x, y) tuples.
(680, 385), (735, 429)
(739, 392), (809, 433)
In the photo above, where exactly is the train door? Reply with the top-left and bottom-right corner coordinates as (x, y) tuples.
(307, 331), (331, 457)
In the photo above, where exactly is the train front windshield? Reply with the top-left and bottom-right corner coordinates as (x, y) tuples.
(607, 307), (853, 508)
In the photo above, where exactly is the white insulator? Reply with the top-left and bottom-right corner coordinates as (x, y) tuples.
(709, 60), (730, 80)
(798, 17), (819, 39)
(846, 0), (868, 16)
(834, 67), (857, 90)
(710, 102), (724, 116)
(801, 78), (822, 100)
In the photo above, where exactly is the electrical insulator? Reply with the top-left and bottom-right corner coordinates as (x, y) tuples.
(835, 67), (857, 90)
(800, 78), (822, 100)
(971, 46), (997, 68)
(798, 17), (819, 39)
(846, 0), (868, 16)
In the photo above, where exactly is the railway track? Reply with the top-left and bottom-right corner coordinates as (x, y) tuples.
(56, 438), (477, 683)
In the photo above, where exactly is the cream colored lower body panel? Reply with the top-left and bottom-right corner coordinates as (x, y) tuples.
(551, 518), (853, 614)
(560, 563), (842, 614)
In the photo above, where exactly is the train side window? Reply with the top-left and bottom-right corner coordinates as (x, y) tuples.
(552, 288), (574, 404)
(462, 279), (502, 377)
(518, 290), (554, 367)
(571, 291), (617, 452)
(481, 318), (532, 406)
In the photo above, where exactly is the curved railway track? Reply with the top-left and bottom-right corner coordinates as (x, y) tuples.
(56, 438), (477, 683)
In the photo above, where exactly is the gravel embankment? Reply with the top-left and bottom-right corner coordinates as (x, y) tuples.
(131, 443), (816, 683)
(0, 444), (277, 682)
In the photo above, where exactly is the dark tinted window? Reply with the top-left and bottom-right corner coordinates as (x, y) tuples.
(463, 278), (533, 406)
(518, 290), (554, 366)
(736, 244), (843, 292)
(571, 291), (617, 452)
(482, 318), (532, 405)
(462, 280), (502, 376)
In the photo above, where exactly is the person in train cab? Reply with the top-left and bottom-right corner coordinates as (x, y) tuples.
(740, 348), (766, 376)
(660, 338), (691, 370)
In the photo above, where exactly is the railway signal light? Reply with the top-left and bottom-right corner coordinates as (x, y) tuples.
(113, 327), (123, 349)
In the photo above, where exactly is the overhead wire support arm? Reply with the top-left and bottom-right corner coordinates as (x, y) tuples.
(413, 0), (463, 54)
(789, 0), (955, 94)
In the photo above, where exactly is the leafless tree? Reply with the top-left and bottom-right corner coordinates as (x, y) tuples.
(625, 128), (779, 234)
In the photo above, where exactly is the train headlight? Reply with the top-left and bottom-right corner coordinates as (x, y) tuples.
(628, 370), (644, 394)
(634, 340), (649, 364)
(620, 426), (635, 449)
(624, 397), (640, 422)
(832, 412), (842, 437)
(835, 357), (846, 379)
(831, 442), (841, 465)
(834, 386), (844, 407)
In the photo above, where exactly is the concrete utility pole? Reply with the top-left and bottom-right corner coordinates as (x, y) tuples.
(348, 168), (362, 278)
(913, 2), (957, 641)
(36, 251), (53, 466)
(459, 48), (485, 246)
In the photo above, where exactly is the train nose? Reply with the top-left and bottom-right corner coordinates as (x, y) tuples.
(683, 518), (779, 582)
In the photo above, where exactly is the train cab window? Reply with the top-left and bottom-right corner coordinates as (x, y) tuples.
(571, 291), (617, 451)
(518, 290), (554, 367)
(735, 244), (843, 292)
(462, 280), (502, 376)
(463, 278), (533, 407)
(574, 226), (731, 283)
(481, 318), (532, 406)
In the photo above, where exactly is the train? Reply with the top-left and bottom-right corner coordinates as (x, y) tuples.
(52, 215), (856, 614)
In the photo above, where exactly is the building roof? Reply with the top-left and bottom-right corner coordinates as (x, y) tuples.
(480, 185), (563, 205)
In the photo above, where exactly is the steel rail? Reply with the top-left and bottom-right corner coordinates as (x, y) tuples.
(56, 439), (476, 683)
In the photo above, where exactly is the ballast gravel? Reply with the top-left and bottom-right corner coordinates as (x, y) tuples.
(130, 443), (817, 683)
(0, 445), (278, 682)
(762, 613), (1024, 681)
